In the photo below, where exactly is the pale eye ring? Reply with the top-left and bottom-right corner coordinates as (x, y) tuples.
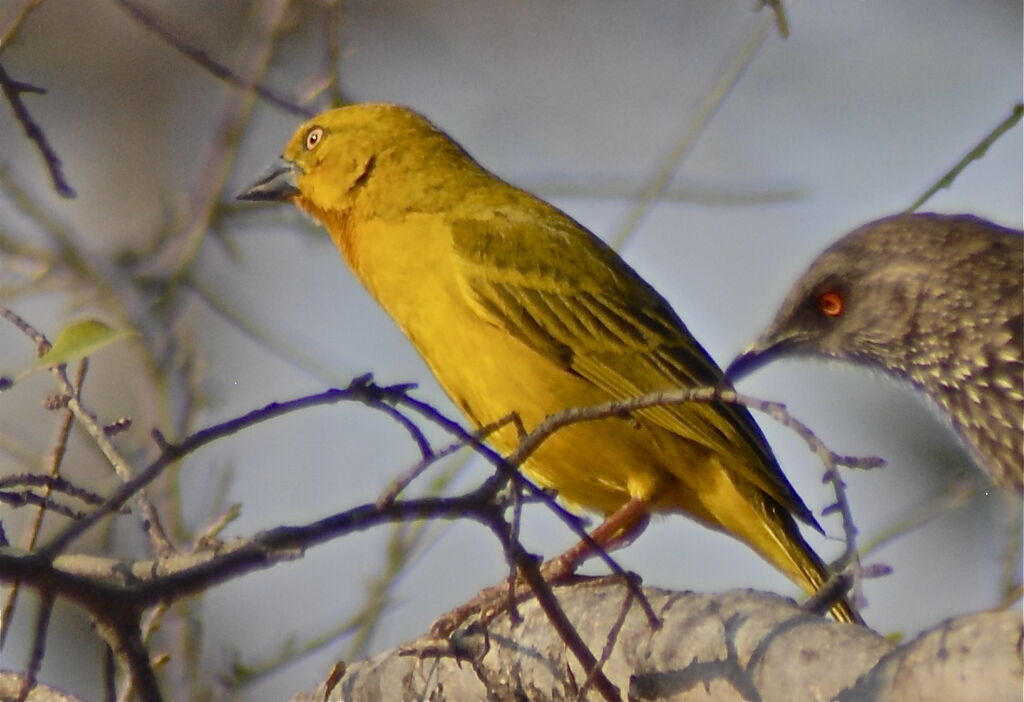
(305, 126), (324, 150)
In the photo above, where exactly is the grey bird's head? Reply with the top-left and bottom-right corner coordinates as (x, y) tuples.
(727, 212), (1023, 494)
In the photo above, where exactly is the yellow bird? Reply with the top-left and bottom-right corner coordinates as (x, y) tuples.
(238, 103), (859, 623)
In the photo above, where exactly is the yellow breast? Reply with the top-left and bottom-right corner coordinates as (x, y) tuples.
(336, 212), (716, 515)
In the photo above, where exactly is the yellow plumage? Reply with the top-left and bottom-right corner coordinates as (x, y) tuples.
(238, 103), (859, 623)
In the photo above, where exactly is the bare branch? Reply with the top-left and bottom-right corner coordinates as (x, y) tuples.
(0, 0), (43, 51)
(609, 11), (775, 250)
(0, 61), (75, 197)
(908, 102), (1024, 212)
(137, 0), (297, 278)
(479, 510), (622, 702)
(113, 0), (313, 118)
(16, 591), (53, 702)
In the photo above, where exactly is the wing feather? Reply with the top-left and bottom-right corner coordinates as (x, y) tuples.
(451, 210), (818, 527)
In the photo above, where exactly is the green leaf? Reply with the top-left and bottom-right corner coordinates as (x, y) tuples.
(20, 319), (135, 378)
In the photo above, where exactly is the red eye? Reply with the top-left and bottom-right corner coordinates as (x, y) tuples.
(818, 289), (844, 317)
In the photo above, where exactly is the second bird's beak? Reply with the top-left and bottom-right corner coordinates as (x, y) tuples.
(724, 334), (799, 382)
(236, 158), (301, 201)
(724, 345), (773, 382)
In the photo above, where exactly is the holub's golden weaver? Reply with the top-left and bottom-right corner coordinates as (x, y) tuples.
(238, 103), (859, 623)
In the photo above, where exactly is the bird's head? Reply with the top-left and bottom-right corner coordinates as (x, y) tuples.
(236, 103), (469, 216)
(727, 215), (930, 381)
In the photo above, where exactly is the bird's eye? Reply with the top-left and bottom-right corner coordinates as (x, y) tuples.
(305, 126), (324, 150)
(817, 289), (845, 317)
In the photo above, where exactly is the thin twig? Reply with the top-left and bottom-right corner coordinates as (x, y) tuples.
(376, 412), (516, 507)
(0, 0), (43, 51)
(322, 0), (345, 107)
(3, 376), (879, 700)
(0, 490), (88, 519)
(114, 0), (312, 118)
(52, 364), (174, 555)
(0, 169), (93, 278)
(481, 509), (621, 702)
(494, 384), (879, 613)
(0, 61), (75, 197)
(0, 306), (173, 555)
(508, 386), (882, 474)
(859, 474), (977, 557)
(15, 590), (53, 702)
(760, 0), (789, 38)
(219, 620), (361, 692)
(609, 11), (775, 250)
(103, 645), (116, 702)
(191, 504), (242, 548)
(531, 177), (802, 207)
(116, 602), (169, 702)
(0, 304), (48, 353)
(503, 466), (528, 627)
(579, 578), (637, 701)
(390, 392), (647, 598)
(1000, 496), (1023, 605)
(107, 613), (162, 702)
(38, 380), (403, 556)
(139, 0), (295, 278)
(365, 398), (434, 460)
(0, 474), (121, 507)
(0, 493), (528, 608)
(907, 102), (1024, 212)
(725, 390), (878, 603)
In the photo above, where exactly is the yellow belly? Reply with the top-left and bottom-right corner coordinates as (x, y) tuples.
(344, 213), (718, 518)
(409, 287), (720, 519)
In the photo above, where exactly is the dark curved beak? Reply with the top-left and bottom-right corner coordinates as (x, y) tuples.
(236, 158), (301, 201)
(725, 333), (802, 382)
(725, 344), (773, 382)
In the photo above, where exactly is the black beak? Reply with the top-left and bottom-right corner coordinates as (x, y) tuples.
(236, 158), (301, 201)
(724, 345), (773, 382)
(725, 333), (802, 382)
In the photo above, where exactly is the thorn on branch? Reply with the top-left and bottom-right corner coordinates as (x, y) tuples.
(192, 503), (241, 548)
(150, 428), (171, 452)
(7, 78), (45, 94)
(345, 372), (419, 405)
(822, 501), (841, 517)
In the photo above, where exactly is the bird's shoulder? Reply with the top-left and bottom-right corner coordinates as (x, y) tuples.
(448, 189), (631, 293)
(443, 193), (809, 516)
(445, 189), (690, 357)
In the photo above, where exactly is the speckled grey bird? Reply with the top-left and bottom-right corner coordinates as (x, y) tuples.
(727, 212), (1023, 495)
